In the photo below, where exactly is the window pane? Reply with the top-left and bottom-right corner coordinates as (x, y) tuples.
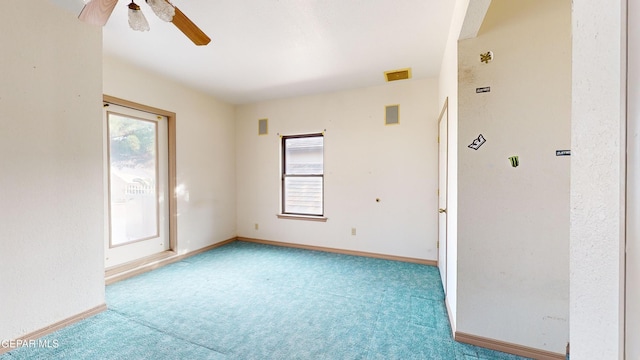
(108, 113), (159, 246)
(284, 176), (323, 215)
(285, 136), (323, 175)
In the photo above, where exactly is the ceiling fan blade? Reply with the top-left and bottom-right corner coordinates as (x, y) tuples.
(171, 6), (211, 46)
(78, 0), (119, 26)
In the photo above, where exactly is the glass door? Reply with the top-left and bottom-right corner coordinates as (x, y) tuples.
(104, 103), (170, 268)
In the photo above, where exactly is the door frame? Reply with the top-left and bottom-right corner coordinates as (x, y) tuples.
(438, 97), (449, 294)
(103, 95), (178, 275)
(626, 1), (639, 356)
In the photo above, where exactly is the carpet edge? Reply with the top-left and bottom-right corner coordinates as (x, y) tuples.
(237, 237), (437, 266)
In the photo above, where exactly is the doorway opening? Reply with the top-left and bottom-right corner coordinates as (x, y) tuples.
(438, 97), (449, 294)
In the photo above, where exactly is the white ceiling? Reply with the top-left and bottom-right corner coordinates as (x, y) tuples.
(59, 0), (456, 104)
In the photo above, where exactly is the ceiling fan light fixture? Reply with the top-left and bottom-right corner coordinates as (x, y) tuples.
(128, 1), (150, 32)
(146, 0), (175, 22)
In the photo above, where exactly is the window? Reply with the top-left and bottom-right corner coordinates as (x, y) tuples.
(282, 134), (324, 216)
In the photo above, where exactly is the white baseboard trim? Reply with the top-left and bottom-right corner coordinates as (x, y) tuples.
(455, 331), (565, 360)
(0, 304), (107, 355)
(237, 237), (437, 266)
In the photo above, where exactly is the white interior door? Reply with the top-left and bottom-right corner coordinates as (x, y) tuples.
(438, 99), (449, 294)
(627, 1), (640, 356)
(104, 103), (170, 268)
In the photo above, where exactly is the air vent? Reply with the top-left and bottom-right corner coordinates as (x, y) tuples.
(258, 118), (268, 135)
(385, 105), (400, 125)
(384, 68), (412, 82)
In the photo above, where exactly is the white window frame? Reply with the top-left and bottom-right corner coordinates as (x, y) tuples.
(279, 133), (327, 221)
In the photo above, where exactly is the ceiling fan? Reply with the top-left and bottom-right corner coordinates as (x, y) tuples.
(78, 0), (211, 46)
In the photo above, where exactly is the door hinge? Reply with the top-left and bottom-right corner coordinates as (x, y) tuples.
(437, 241), (439, 249)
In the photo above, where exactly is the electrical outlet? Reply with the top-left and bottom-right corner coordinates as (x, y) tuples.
(254, 223), (259, 230)
(351, 228), (356, 236)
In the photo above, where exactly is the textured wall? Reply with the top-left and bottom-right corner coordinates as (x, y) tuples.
(627, 2), (640, 357)
(236, 79), (439, 260)
(0, 0), (104, 340)
(457, 0), (571, 353)
(570, 0), (626, 358)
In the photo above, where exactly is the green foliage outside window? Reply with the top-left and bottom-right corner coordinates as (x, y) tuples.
(109, 115), (156, 169)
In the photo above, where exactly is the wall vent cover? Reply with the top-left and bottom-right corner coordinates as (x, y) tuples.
(384, 68), (412, 82)
(385, 105), (400, 125)
(258, 118), (268, 135)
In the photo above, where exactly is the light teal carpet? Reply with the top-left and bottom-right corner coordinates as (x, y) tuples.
(2, 241), (531, 359)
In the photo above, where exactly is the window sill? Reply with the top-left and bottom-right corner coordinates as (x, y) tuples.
(277, 214), (328, 222)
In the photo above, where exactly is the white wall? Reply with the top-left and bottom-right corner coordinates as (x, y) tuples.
(236, 79), (439, 260)
(570, 0), (626, 358)
(0, 1), (104, 340)
(103, 56), (237, 254)
(438, 0), (472, 333)
(627, 2), (640, 357)
(457, 0), (570, 354)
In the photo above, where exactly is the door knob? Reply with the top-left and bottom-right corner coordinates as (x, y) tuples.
(439, 208), (447, 214)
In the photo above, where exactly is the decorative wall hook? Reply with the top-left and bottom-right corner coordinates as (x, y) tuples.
(480, 51), (493, 64)
(468, 134), (486, 150)
(508, 155), (519, 168)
